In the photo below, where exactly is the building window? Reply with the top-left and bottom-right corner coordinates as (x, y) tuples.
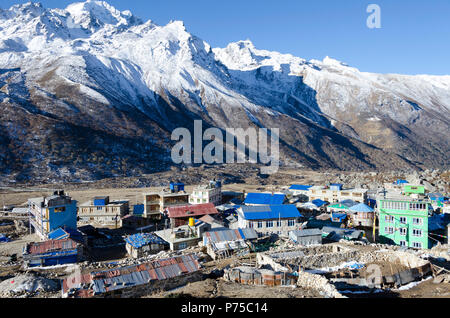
(257, 221), (263, 229)
(412, 218), (422, 225)
(399, 228), (407, 236)
(412, 242), (422, 249)
(412, 229), (422, 237)
(178, 243), (187, 250)
(384, 227), (394, 234)
(399, 217), (407, 224)
(266, 221), (273, 228)
(248, 222), (254, 229)
(276, 220), (282, 227)
(385, 215), (394, 223)
(288, 220), (295, 227)
(399, 240), (407, 247)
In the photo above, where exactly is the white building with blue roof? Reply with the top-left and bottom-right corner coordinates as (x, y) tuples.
(237, 205), (303, 237)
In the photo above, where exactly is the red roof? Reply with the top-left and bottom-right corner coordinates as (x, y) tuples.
(167, 203), (218, 219)
(26, 238), (77, 255)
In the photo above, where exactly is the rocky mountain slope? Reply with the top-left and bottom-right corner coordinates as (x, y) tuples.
(0, 1), (449, 183)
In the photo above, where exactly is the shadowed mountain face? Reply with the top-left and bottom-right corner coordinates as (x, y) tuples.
(0, 1), (449, 183)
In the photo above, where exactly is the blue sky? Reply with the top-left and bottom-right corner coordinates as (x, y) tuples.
(2, 0), (450, 75)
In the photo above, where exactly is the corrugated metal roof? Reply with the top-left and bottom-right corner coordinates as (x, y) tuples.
(240, 205), (301, 220)
(290, 228), (322, 237)
(26, 238), (77, 255)
(65, 254), (200, 297)
(244, 193), (285, 205)
(168, 203), (218, 218)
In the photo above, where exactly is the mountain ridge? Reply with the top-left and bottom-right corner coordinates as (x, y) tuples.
(0, 1), (449, 184)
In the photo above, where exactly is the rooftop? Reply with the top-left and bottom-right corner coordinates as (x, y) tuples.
(244, 193), (286, 205)
(239, 205), (302, 220)
(63, 254), (200, 297)
(124, 233), (168, 249)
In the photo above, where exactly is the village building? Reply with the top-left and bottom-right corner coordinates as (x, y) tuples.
(28, 191), (77, 240)
(125, 233), (169, 258)
(154, 222), (210, 251)
(237, 205), (302, 237)
(289, 228), (322, 246)
(243, 193), (286, 206)
(403, 185), (426, 197)
(78, 196), (129, 226)
(189, 180), (222, 206)
(143, 183), (189, 219)
(167, 203), (219, 227)
(203, 228), (258, 260)
(62, 254), (202, 298)
(378, 198), (432, 249)
(348, 203), (375, 227)
(23, 238), (81, 268)
(307, 185), (368, 204)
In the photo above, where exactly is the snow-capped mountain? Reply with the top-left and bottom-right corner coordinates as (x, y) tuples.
(0, 1), (449, 183)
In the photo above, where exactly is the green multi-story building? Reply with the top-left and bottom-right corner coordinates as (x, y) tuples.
(403, 185), (425, 196)
(378, 199), (431, 249)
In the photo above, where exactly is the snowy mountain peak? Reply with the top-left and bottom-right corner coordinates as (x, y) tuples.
(10, 1), (45, 15)
(65, 0), (142, 31)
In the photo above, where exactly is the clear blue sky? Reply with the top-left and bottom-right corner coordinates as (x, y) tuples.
(2, 0), (450, 75)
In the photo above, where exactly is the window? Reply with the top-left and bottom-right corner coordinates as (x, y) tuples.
(257, 221), (263, 229)
(399, 217), (407, 224)
(399, 228), (407, 236)
(412, 218), (422, 225)
(412, 229), (422, 237)
(288, 220), (295, 227)
(384, 227), (394, 234)
(266, 221), (273, 228)
(412, 242), (422, 249)
(399, 240), (407, 247)
(248, 222), (254, 229)
(276, 220), (282, 227)
(385, 215), (394, 223)
(178, 243), (187, 250)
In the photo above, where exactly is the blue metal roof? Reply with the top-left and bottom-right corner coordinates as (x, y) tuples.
(395, 179), (409, 185)
(349, 203), (374, 213)
(331, 213), (347, 221)
(311, 199), (328, 207)
(240, 205), (301, 220)
(244, 193), (286, 205)
(125, 233), (168, 249)
(289, 185), (312, 191)
(133, 204), (145, 216)
(48, 228), (69, 240)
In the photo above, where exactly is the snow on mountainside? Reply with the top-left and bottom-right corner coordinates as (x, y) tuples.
(0, 1), (449, 183)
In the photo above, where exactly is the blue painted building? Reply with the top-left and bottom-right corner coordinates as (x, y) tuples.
(23, 238), (79, 267)
(28, 191), (77, 240)
(237, 204), (302, 237)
